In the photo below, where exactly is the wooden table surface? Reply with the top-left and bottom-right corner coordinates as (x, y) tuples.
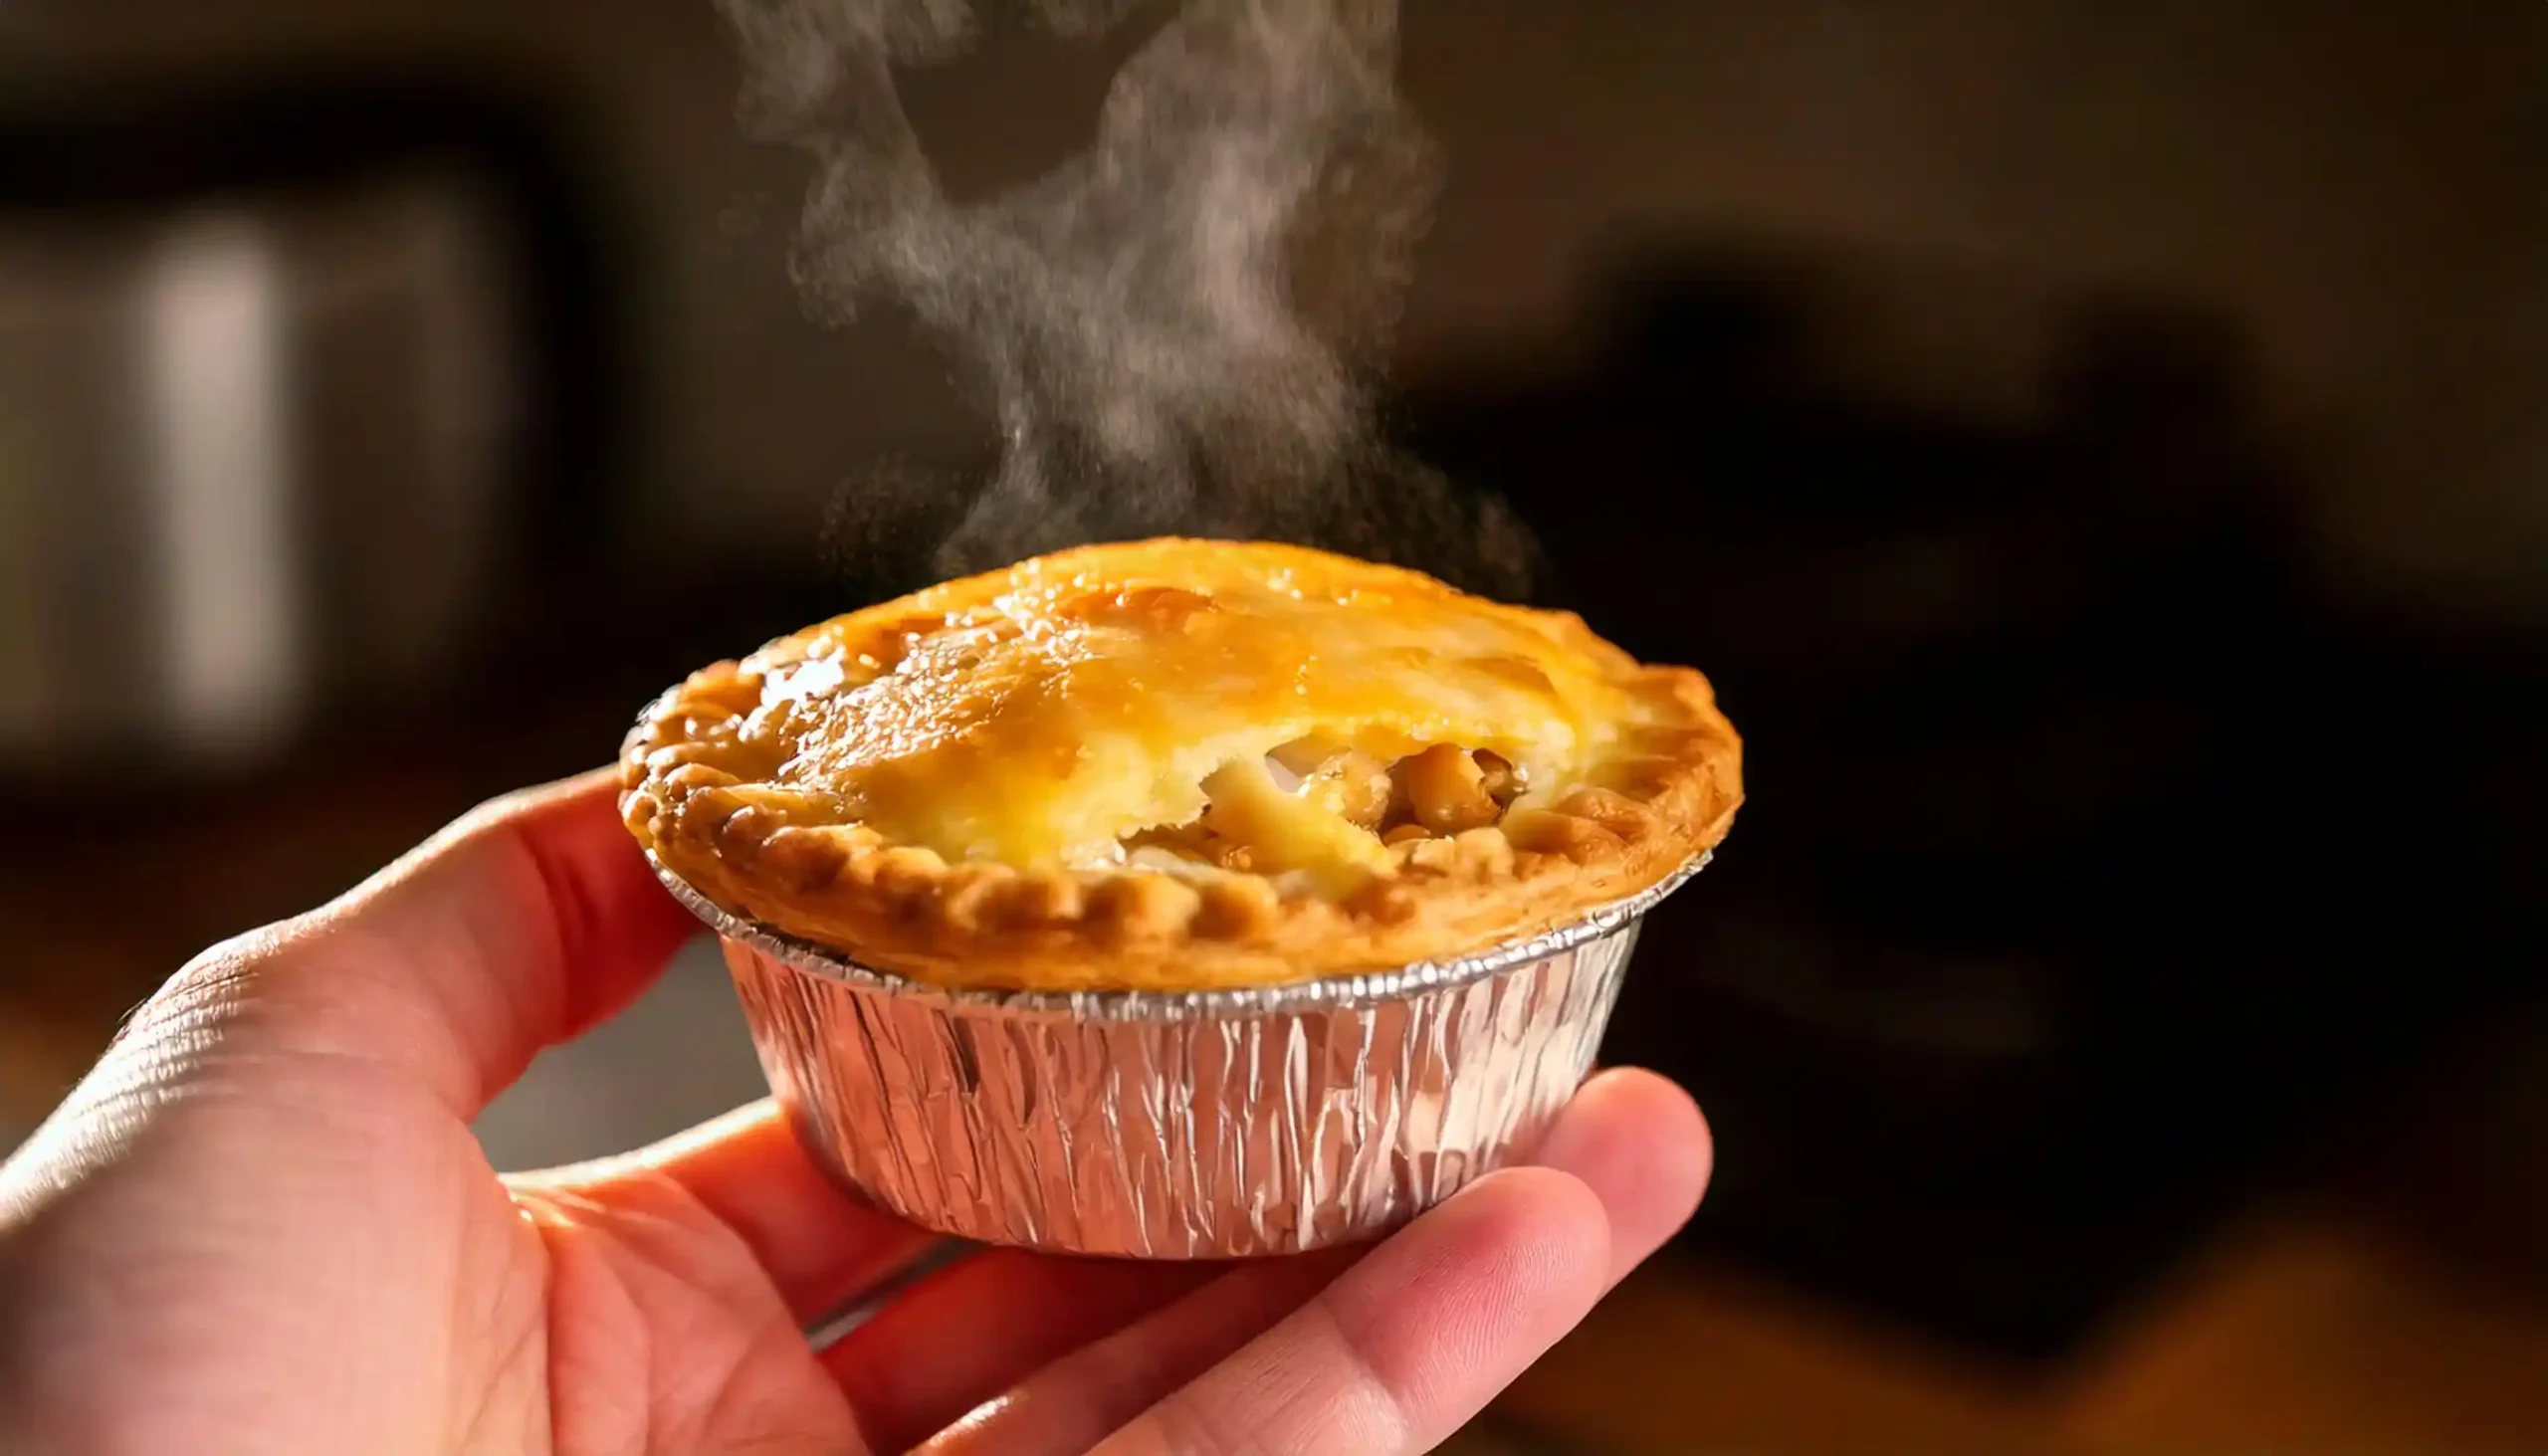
(1467, 1207), (2548, 1453)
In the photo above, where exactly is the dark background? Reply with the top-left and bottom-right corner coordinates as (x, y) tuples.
(2, 2), (2540, 1448)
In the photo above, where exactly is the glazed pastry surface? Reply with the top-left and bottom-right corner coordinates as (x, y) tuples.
(623, 538), (1741, 990)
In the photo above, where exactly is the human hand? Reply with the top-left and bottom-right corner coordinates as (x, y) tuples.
(0, 771), (1711, 1455)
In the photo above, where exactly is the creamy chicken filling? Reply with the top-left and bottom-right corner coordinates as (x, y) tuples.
(1118, 736), (1531, 884)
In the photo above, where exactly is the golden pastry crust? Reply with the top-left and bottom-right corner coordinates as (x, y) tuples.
(621, 538), (1740, 991)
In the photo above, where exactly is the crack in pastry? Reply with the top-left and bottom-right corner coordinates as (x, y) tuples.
(622, 538), (1741, 991)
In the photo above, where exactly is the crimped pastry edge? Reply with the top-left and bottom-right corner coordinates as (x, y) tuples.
(621, 661), (1740, 993)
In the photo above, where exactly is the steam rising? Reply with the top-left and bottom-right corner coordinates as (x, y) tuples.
(720, 0), (1538, 597)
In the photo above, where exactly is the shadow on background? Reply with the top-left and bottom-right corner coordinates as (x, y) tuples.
(1405, 241), (2543, 1359)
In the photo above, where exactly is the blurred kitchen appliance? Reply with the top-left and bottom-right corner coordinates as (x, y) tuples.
(0, 74), (627, 783)
(0, 175), (520, 772)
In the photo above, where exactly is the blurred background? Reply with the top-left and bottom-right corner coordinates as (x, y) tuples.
(1, 1), (2541, 1449)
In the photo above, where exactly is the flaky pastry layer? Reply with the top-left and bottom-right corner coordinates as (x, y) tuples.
(622, 538), (1740, 990)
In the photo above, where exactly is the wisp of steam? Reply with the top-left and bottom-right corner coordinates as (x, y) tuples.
(718, 0), (1540, 599)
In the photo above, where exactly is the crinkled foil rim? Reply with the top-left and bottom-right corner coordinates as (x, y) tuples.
(650, 850), (1711, 1024)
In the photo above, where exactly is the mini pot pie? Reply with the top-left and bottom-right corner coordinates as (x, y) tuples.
(622, 537), (1741, 992)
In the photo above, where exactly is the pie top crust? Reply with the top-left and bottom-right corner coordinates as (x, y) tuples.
(621, 538), (1741, 991)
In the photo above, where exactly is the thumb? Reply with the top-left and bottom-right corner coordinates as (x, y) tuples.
(1, 771), (698, 1211)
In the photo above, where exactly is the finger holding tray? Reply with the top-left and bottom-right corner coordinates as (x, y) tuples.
(621, 537), (1741, 1257)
